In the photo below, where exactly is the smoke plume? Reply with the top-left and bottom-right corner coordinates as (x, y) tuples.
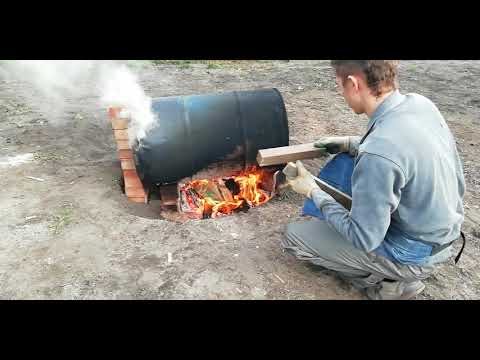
(0, 60), (157, 146)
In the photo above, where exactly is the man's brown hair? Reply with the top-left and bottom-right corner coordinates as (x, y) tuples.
(331, 60), (399, 97)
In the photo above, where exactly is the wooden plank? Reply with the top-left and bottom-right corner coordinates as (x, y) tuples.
(217, 180), (234, 202)
(256, 143), (324, 167)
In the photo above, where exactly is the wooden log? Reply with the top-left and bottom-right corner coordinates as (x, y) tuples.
(256, 143), (325, 167)
(217, 180), (234, 202)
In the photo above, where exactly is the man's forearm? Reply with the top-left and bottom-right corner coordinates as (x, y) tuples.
(310, 187), (336, 208)
(310, 188), (363, 249)
(312, 195), (357, 247)
(309, 153), (404, 253)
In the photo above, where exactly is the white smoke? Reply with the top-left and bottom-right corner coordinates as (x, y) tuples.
(98, 63), (156, 143)
(0, 60), (157, 145)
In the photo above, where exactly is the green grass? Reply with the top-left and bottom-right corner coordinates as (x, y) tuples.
(151, 60), (273, 70)
(407, 63), (417, 72)
(207, 62), (220, 69)
(49, 204), (74, 235)
(151, 60), (193, 68)
(124, 60), (155, 69)
(34, 152), (64, 163)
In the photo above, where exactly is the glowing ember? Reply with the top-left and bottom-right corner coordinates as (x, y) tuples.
(179, 167), (272, 218)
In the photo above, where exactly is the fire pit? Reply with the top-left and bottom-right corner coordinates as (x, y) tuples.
(178, 166), (274, 219)
(108, 88), (289, 219)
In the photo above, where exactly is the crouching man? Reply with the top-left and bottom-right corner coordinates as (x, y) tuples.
(282, 60), (466, 300)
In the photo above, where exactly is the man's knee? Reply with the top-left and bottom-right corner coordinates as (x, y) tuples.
(282, 222), (315, 259)
(285, 222), (300, 242)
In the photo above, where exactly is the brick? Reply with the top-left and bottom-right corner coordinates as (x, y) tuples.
(160, 184), (178, 206)
(129, 197), (147, 203)
(125, 187), (147, 198)
(116, 140), (130, 150)
(120, 159), (136, 170)
(123, 170), (143, 189)
(108, 107), (122, 119)
(111, 118), (129, 130)
(118, 149), (134, 160)
(114, 129), (129, 141)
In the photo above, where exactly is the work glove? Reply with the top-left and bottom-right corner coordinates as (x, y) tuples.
(285, 161), (336, 209)
(314, 136), (361, 156)
(285, 161), (319, 198)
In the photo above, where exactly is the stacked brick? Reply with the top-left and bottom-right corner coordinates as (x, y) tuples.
(108, 107), (148, 203)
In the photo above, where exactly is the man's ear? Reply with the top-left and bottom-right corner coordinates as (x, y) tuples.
(346, 75), (360, 92)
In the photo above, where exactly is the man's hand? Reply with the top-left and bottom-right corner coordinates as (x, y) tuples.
(285, 161), (318, 198)
(284, 161), (338, 208)
(314, 136), (360, 156)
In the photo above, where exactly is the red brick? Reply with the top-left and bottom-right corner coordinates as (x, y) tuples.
(111, 118), (129, 130)
(129, 197), (147, 203)
(125, 187), (147, 198)
(120, 159), (136, 170)
(114, 129), (129, 141)
(116, 140), (130, 150)
(123, 170), (143, 188)
(159, 184), (178, 206)
(108, 107), (122, 119)
(118, 150), (133, 160)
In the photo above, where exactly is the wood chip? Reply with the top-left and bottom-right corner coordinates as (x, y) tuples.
(273, 273), (285, 284)
(25, 176), (45, 182)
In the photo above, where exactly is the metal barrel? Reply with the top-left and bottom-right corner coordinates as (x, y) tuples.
(134, 88), (289, 185)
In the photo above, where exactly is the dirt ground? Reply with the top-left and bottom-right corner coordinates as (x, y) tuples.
(1, 60), (479, 300)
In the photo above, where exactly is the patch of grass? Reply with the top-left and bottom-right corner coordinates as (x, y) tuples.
(124, 60), (153, 69)
(151, 60), (273, 70)
(177, 61), (192, 69)
(34, 152), (64, 163)
(151, 60), (193, 68)
(407, 63), (417, 72)
(207, 62), (220, 69)
(49, 204), (74, 235)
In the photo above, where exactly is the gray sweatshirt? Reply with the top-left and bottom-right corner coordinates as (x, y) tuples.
(312, 90), (465, 265)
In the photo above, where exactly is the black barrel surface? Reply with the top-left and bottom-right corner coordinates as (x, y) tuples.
(134, 88), (289, 185)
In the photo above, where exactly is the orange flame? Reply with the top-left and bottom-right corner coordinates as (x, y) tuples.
(180, 167), (271, 218)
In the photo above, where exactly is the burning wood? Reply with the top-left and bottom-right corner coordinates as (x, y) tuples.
(178, 167), (272, 219)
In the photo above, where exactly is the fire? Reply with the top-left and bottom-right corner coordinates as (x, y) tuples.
(179, 167), (271, 218)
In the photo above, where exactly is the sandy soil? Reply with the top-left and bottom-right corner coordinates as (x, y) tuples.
(1, 60), (479, 299)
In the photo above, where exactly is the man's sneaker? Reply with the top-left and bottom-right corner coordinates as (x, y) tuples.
(366, 280), (425, 300)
